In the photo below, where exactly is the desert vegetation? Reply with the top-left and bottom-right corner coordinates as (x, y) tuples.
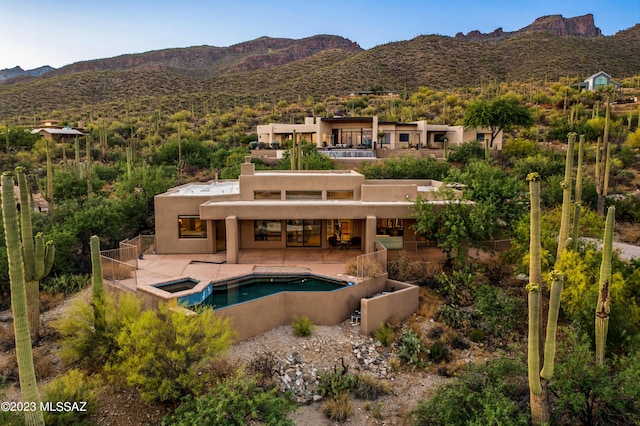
(1, 74), (640, 425)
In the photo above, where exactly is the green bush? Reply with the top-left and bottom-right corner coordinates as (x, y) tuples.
(317, 366), (359, 399)
(163, 373), (296, 426)
(108, 303), (235, 403)
(42, 369), (102, 426)
(468, 329), (485, 343)
(374, 324), (395, 347)
(41, 273), (90, 295)
(54, 292), (142, 370)
(397, 330), (427, 368)
(432, 270), (475, 306)
(502, 138), (539, 161)
(408, 358), (529, 426)
(428, 343), (451, 363)
(447, 141), (485, 164)
(436, 304), (474, 331)
(291, 315), (313, 337)
(473, 285), (523, 337)
(553, 327), (640, 425)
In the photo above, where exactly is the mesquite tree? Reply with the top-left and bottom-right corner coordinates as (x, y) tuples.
(1, 172), (45, 426)
(595, 206), (615, 365)
(17, 167), (55, 342)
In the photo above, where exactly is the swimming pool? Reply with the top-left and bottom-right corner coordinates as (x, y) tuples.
(177, 274), (350, 309)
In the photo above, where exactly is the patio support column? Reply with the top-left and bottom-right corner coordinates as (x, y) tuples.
(226, 215), (239, 264)
(365, 215), (377, 254)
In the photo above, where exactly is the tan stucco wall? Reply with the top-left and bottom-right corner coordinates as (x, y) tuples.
(154, 194), (216, 254)
(360, 280), (420, 335)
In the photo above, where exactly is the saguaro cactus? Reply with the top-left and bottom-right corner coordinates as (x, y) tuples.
(2, 172), (45, 426)
(17, 167), (55, 342)
(595, 206), (615, 365)
(90, 235), (106, 335)
(290, 130), (297, 170)
(556, 132), (576, 263)
(571, 135), (585, 250)
(526, 172), (550, 425)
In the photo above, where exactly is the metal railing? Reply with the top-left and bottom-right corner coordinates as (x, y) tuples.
(356, 241), (387, 278)
(99, 235), (155, 291)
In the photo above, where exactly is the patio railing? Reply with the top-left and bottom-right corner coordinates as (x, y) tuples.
(356, 241), (387, 278)
(99, 235), (155, 291)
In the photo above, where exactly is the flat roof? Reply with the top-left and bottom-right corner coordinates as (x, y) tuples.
(165, 181), (240, 196)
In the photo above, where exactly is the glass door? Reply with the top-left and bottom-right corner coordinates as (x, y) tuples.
(215, 220), (226, 251)
(286, 220), (321, 247)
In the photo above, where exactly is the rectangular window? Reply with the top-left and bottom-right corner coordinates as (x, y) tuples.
(254, 190), (281, 200)
(254, 220), (282, 241)
(399, 133), (410, 142)
(286, 190), (322, 200)
(178, 216), (207, 239)
(327, 191), (353, 200)
(476, 133), (485, 142)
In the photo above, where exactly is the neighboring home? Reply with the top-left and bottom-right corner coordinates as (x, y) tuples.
(256, 116), (502, 151)
(31, 119), (84, 143)
(154, 156), (461, 263)
(580, 71), (621, 92)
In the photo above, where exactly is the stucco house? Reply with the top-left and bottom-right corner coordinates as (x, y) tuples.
(580, 71), (621, 92)
(31, 119), (84, 143)
(256, 116), (502, 151)
(154, 156), (460, 263)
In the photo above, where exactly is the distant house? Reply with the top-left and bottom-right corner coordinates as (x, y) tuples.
(580, 71), (621, 92)
(31, 119), (83, 143)
(256, 116), (501, 151)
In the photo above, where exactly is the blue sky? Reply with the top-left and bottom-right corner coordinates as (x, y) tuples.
(1, 0), (638, 70)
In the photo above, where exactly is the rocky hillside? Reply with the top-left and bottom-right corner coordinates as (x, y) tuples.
(0, 15), (638, 120)
(0, 65), (55, 82)
(455, 13), (602, 41)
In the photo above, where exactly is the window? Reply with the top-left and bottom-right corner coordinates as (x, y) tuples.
(178, 216), (207, 239)
(399, 133), (410, 142)
(254, 220), (282, 241)
(327, 191), (353, 200)
(286, 190), (322, 200)
(255, 190), (281, 200)
(476, 133), (485, 142)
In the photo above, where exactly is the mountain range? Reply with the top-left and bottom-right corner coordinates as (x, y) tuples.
(1, 13), (638, 120)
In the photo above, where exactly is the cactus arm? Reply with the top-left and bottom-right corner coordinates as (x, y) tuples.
(541, 271), (564, 379)
(556, 133), (576, 264)
(571, 204), (582, 251)
(44, 241), (55, 276)
(34, 234), (45, 279)
(17, 167), (35, 280)
(90, 235), (106, 334)
(595, 206), (615, 365)
(2, 172), (45, 426)
(575, 135), (585, 204)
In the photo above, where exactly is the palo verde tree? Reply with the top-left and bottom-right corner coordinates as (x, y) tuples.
(463, 97), (534, 160)
(1, 171), (45, 426)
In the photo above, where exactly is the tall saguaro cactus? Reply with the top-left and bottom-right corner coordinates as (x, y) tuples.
(2, 172), (45, 426)
(571, 135), (585, 250)
(90, 235), (106, 335)
(595, 206), (615, 365)
(526, 172), (550, 425)
(556, 132), (576, 263)
(17, 168), (55, 342)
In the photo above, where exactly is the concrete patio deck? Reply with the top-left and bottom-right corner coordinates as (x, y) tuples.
(118, 248), (364, 292)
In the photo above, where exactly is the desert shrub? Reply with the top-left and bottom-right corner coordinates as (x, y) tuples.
(41, 273), (90, 295)
(397, 330), (427, 368)
(54, 292), (142, 370)
(387, 251), (425, 282)
(428, 343), (451, 363)
(317, 366), (359, 399)
(291, 315), (313, 337)
(322, 392), (352, 422)
(432, 270), (475, 306)
(436, 304), (474, 331)
(447, 141), (484, 164)
(374, 324), (395, 347)
(553, 327), (640, 425)
(163, 373), (296, 426)
(358, 156), (450, 180)
(345, 257), (384, 277)
(502, 138), (539, 161)
(247, 351), (279, 382)
(511, 152), (564, 180)
(473, 285), (523, 337)
(108, 303), (235, 403)
(468, 329), (486, 343)
(354, 373), (390, 401)
(42, 369), (102, 426)
(408, 358), (529, 426)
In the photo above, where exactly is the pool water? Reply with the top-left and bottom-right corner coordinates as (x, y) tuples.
(180, 274), (348, 309)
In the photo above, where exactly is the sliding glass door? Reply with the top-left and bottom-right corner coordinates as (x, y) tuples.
(286, 220), (321, 247)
